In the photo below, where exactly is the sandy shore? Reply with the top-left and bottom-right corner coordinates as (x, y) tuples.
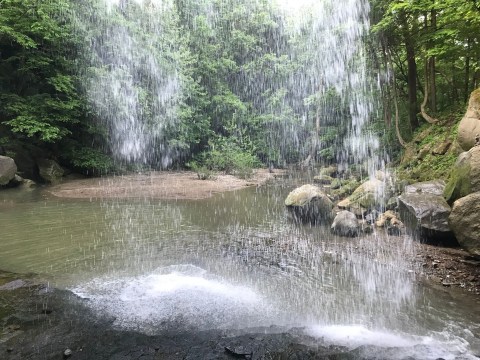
(48, 169), (285, 200)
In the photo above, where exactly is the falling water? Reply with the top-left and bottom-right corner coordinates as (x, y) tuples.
(277, 0), (382, 173)
(73, 0), (182, 166)
(46, 0), (480, 358)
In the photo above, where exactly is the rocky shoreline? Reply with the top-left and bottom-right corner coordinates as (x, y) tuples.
(412, 242), (480, 295)
(0, 272), (413, 360)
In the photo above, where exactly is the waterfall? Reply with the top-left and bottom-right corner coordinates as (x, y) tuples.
(73, 0), (182, 167)
(72, 0), (414, 332)
(277, 0), (382, 174)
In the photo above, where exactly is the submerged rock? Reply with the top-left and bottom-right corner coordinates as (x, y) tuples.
(331, 210), (360, 237)
(444, 146), (480, 204)
(449, 192), (480, 256)
(0, 156), (17, 186)
(285, 184), (334, 224)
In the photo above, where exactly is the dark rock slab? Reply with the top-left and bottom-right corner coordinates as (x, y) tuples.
(398, 193), (458, 246)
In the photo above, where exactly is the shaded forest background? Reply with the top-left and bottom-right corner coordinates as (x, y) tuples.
(0, 0), (479, 178)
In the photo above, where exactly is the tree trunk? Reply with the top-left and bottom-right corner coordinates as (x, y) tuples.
(465, 38), (471, 103)
(428, 9), (437, 111)
(387, 50), (407, 148)
(420, 58), (438, 124)
(401, 11), (419, 130)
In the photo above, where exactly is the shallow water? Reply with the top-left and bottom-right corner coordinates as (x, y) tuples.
(1, 179), (479, 359)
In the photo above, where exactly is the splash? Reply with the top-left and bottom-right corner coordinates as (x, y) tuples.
(72, 265), (279, 333)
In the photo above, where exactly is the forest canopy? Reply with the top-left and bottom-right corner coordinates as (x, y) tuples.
(0, 0), (478, 175)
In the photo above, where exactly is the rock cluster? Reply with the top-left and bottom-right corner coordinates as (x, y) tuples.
(0, 154), (65, 190)
(394, 89), (480, 255)
(285, 168), (402, 237)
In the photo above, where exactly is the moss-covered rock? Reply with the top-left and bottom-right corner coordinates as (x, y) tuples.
(340, 178), (389, 211)
(285, 184), (334, 224)
(444, 146), (480, 204)
(331, 179), (361, 199)
(318, 165), (337, 177)
(449, 192), (480, 256)
(313, 175), (334, 185)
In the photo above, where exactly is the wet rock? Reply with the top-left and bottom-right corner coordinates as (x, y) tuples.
(387, 225), (402, 236)
(63, 348), (73, 359)
(339, 178), (390, 213)
(19, 178), (37, 189)
(405, 180), (446, 196)
(386, 197), (398, 210)
(331, 210), (360, 237)
(449, 192), (480, 256)
(444, 146), (480, 204)
(37, 158), (64, 183)
(313, 174), (333, 185)
(398, 192), (456, 244)
(457, 88), (480, 151)
(318, 165), (337, 177)
(0, 279), (27, 291)
(365, 210), (380, 224)
(0, 155), (17, 186)
(285, 184), (334, 224)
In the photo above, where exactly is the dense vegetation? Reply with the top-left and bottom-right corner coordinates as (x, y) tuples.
(0, 0), (479, 178)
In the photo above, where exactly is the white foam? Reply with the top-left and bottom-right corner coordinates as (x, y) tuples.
(72, 265), (276, 333)
(307, 325), (477, 360)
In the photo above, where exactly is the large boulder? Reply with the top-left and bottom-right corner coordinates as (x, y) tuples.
(0, 156), (17, 186)
(457, 88), (480, 151)
(443, 146), (480, 204)
(285, 184), (334, 224)
(37, 159), (64, 183)
(398, 192), (455, 244)
(449, 192), (480, 256)
(331, 210), (360, 237)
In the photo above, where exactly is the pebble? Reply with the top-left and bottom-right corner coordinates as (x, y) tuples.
(64, 348), (72, 358)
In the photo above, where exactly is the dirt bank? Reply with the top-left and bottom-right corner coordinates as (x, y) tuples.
(412, 242), (480, 296)
(49, 169), (284, 200)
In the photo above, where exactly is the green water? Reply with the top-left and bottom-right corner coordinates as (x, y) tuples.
(0, 180), (479, 357)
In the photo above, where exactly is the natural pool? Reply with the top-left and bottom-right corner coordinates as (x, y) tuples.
(0, 177), (479, 359)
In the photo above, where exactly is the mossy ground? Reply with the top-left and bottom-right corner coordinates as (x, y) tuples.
(395, 113), (463, 184)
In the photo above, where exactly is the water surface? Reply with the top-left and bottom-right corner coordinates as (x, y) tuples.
(0, 179), (479, 359)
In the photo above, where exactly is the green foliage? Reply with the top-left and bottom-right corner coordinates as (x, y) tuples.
(0, 0), (82, 142)
(65, 147), (114, 175)
(194, 137), (260, 178)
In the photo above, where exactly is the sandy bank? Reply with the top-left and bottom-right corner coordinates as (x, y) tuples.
(48, 169), (285, 200)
